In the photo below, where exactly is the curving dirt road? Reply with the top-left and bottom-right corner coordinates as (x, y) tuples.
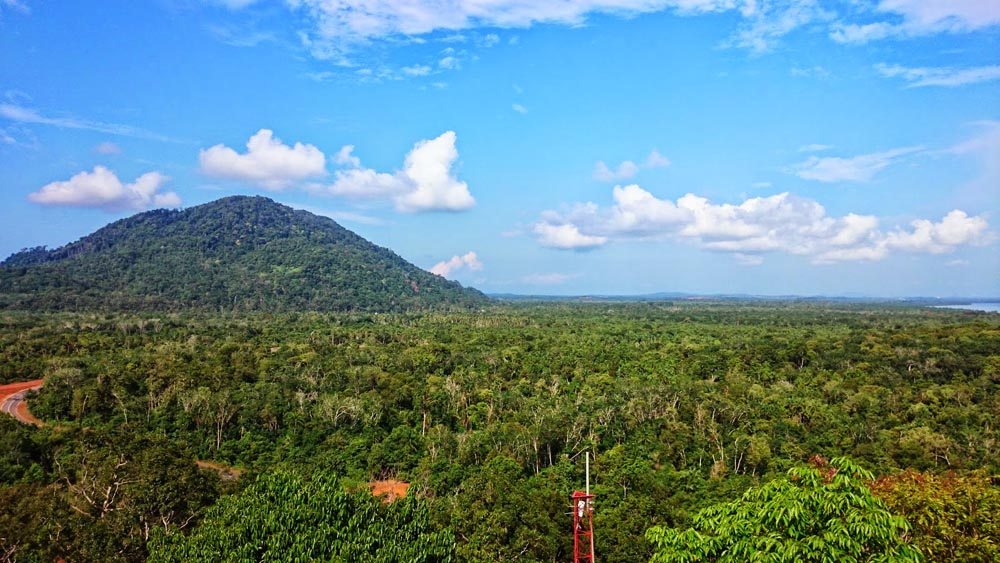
(0, 379), (44, 426)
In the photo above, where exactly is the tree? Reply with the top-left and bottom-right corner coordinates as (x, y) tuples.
(871, 470), (1000, 563)
(646, 456), (921, 562)
(148, 468), (455, 562)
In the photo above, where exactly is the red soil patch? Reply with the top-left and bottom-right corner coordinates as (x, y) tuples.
(369, 480), (409, 503)
(14, 400), (42, 426)
(0, 379), (44, 397)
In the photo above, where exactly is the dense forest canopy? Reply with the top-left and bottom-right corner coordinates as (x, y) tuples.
(0, 196), (488, 312)
(1, 303), (998, 561)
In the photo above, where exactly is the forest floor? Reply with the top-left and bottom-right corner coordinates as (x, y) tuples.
(0, 379), (43, 426)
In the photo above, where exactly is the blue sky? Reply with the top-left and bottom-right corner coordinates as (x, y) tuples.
(1, 0), (998, 297)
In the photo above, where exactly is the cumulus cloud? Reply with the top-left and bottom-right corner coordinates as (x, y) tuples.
(875, 63), (1000, 88)
(790, 146), (923, 182)
(325, 131), (475, 212)
(333, 144), (361, 167)
(199, 129), (326, 189)
(532, 185), (990, 263)
(831, 1), (1000, 44)
(594, 149), (670, 181)
(28, 166), (181, 211)
(430, 251), (483, 277)
(512, 103), (528, 114)
(533, 221), (608, 250)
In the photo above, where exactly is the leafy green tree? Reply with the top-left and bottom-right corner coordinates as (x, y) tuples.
(646, 456), (921, 562)
(148, 468), (455, 562)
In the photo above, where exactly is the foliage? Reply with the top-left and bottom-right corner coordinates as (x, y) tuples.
(148, 468), (455, 562)
(0, 303), (997, 560)
(646, 456), (921, 562)
(871, 470), (1000, 562)
(0, 426), (219, 562)
(0, 196), (488, 312)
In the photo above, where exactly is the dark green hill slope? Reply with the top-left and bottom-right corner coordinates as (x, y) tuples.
(0, 196), (488, 311)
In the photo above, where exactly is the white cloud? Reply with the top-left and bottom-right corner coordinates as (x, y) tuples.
(396, 131), (475, 212)
(268, 1), (998, 63)
(946, 120), (1000, 157)
(646, 149), (671, 168)
(0, 0), (29, 14)
(333, 144), (361, 167)
(28, 166), (181, 212)
(522, 272), (582, 284)
(287, 0), (837, 60)
(430, 251), (483, 277)
(875, 63), (1000, 87)
(402, 64), (432, 76)
(533, 222), (608, 250)
(325, 131), (475, 213)
(199, 129), (327, 189)
(791, 146), (923, 182)
(594, 160), (639, 182)
(882, 210), (989, 254)
(439, 56), (460, 69)
(0, 103), (178, 142)
(532, 185), (990, 263)
(726, 0), (833, 54)
(946, 259), (969, 266)
(94, 141), (122, 155)
(0, 124), (37, 148)
(831, 1), (1000, 44)
(594, 149), (669, 181)
(327, 167), (408, 199)
(512, 103), (528, 114)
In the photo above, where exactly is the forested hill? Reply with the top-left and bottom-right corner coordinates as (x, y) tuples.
(0, 196), (489, 312)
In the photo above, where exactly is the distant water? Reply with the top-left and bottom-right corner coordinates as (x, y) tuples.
(932, 303), (1000, 312)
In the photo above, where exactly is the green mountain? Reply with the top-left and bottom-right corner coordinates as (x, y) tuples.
(0, 196), (489, 312)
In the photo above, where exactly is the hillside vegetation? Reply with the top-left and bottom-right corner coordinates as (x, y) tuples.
(0, 196), (488, 312)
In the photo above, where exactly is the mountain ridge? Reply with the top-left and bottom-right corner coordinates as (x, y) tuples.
(0, 196), (489, 312)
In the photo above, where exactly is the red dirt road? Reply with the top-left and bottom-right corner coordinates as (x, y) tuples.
(0, 379), (44, 426)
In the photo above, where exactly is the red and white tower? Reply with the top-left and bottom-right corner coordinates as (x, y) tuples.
(571, 452), (595, 563)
